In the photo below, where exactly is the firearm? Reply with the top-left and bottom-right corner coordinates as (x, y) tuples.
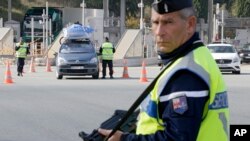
(79, 109), (139, 141)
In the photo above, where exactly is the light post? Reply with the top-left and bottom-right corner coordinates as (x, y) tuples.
(138, 0), (145, 58)
(45, 1), (49, 50)
(31, 17), (34, 56)
(80, 0), (86, 25)
(208, 0), (213, 43)
(138, 0), (144, 30)
(221, 9), (224, 43)
(42, 10), (46, 52)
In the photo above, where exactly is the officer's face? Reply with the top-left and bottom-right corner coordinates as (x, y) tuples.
(151, 9), (195, 53)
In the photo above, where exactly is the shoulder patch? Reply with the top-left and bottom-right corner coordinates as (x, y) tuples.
(172, 95), (188, 114)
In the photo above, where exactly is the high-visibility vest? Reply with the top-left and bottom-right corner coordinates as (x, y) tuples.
(136, 46), (229, 141)
(101, 42), (114, 60)
(16, 43), (28, 58)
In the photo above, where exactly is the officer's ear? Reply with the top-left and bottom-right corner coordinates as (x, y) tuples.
(186, 16), (196, 34)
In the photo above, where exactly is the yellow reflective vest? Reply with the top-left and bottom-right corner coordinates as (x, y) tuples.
(16, 43), (28, 58)
(136, 45), (229, 141)
(101, 42), (114, 60)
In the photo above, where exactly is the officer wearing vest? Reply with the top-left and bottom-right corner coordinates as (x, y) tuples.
(99, 0), (229, 141)
(100, 37), (115, 79)
(15, 37), (30, 76)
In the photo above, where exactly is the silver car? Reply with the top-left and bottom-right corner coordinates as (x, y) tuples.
(56, 39), (99, 79)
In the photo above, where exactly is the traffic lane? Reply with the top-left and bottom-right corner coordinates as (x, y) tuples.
(0, 65), (155, 141)
(224, 64), (250, 124)
(0, 65), (250, 141)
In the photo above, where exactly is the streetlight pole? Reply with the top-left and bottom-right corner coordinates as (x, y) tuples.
(31, 17), (34, 56)
(208, 0), (213, 44)
(45, 1), (49, 50)
(138, 0), (144, 30)
(221, 9), (224, 43)
(80, 0), (86, 25)
(42, 9), (46, 52)
(138, 0), (145, 57)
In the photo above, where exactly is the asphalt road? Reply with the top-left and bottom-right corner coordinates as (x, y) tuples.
(0, 64), (250, 141)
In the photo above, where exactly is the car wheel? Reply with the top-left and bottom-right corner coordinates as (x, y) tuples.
(57, 75), (63, 79)
(232, 71), (241, 74)
(92, 72), (99, 79)
(56, 70), (63, 79)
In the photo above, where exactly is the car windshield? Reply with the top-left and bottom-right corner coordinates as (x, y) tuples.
(60, 40), (94, 53)
(208, 45), (236, 53)
(242, 44), (250, 51)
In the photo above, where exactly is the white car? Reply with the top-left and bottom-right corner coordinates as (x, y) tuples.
(207, 43), (241, 74)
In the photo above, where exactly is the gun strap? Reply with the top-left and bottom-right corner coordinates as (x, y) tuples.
(105, 42), (204, 141)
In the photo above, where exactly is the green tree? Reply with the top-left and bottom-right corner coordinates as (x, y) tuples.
(193, 0), (208, 22)
(233, 0), (250, 17)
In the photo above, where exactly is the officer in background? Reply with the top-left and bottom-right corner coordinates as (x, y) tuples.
(99, 37), (115, 79)
(15, 37), (30, 76)
(99, 0), (229, 141)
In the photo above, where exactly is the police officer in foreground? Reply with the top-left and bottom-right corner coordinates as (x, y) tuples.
(15, 37), (30, 76)
(100, 37), (115, 79)
(99, 0), (229, 140)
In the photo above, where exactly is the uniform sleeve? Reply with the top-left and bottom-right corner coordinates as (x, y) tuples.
(27, 45), (30, 55)
(15, 46), (20, 51)
(99, 47), (103, 54)
(113, 45), (116, 53)
(121, 70), (209, 141)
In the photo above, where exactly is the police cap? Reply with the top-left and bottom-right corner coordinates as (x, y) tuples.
(152, 0), (193, 14)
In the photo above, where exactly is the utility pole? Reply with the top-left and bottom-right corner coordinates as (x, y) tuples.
(138, 0), (144, 30)
(42, 9), (46, 51)
(221, 9), (224, 43)
(208, 0), (213, 44)
(80, 0), (86, 25)
(8, 0), (12, 21)
(31, 17), (34, 56)
(45, 1), (49, 50)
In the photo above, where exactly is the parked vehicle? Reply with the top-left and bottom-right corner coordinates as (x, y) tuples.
(22, 7), (63, 42)
(55, 23), (98, 79)
(56, 38), (99, 79)
(207, 43), (241, 74)
(239, 43), (250, 63)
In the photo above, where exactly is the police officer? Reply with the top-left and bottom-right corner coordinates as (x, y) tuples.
(99, 0), (229, 141)
(15, 37), (30, 76)
(100, 37), (115, 79)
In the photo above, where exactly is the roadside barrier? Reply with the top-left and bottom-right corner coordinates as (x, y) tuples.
(29, 57), (36, 73)
(139, 60), (148, 82)
(46, 58), (52, 72)
(122, 59), (129, 78)
(4, 60), (14, 84)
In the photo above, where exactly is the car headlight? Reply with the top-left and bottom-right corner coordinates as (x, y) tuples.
(239, 53), (244, 57)
(232, 57), (240, 63)
(57, 57), (66, 65)
(89, 57), (97, 63)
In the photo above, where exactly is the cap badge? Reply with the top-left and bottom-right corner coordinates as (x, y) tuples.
(164, 3), (168, 13)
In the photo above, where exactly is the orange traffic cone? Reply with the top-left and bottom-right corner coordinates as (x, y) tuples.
(46, 58), (52, 72)
(4, 61), (14, 84)
(139, 60), (148, 82)
(29, 57), (36, 73)
(122, 59), (129, 78)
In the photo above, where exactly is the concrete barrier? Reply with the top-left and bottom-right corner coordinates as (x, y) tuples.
(113, 57), (158, 67)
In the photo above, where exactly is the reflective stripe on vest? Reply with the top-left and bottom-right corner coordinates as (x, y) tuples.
(102, 42), (113, 60)
(136, 46), (229, 141)
(16, 43), (28, 58)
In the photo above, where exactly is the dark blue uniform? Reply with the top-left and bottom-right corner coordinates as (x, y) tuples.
(121, 33), (209, 141)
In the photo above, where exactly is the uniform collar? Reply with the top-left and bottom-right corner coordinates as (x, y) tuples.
(159, 32), (201, 65)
